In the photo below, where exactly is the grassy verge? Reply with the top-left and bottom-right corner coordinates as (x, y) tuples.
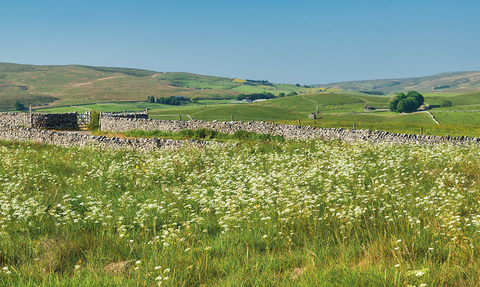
(104, 128), (285, 142)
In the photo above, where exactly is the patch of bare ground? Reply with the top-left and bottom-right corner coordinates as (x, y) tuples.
(103, 261), (130, 274)
(71, 76), (125, 87)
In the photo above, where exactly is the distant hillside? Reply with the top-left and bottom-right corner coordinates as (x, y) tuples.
(319, 71), (480, 94)
(0, 63), (318, 111)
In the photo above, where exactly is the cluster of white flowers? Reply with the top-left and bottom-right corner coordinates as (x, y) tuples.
(1, 141), (480, 283)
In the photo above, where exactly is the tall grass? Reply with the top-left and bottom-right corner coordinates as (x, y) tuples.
(1, 139), (480, 285)
(123, 128), (285, 142)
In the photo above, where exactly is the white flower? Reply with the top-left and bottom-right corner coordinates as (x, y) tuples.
(155, 276), (163, 281)
(154, 266), (162, 270)
(164, 268), (170, 273)
(135, 260), (141, 265)
(394, 264), (400, 268)
(416, 270), (424, 277)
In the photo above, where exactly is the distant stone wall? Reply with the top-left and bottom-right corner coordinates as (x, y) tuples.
(103, 112), (148, 119)
(99, 116), (480, 145)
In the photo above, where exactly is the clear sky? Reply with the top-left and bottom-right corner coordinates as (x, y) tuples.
(1, 0), (479, 85)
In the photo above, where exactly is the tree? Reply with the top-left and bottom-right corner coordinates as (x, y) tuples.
(405, 91), (424, 109)
(278, 92), (285, 98)
(396, 98), (417, 113)
(389, 93), (406, 112)
(441, 100), (452, 107)
(191, 96), (200, 103)
(149, 96), (156, 103)
(389, 91), (424, 113)
(286, 92), (297, 97)
(14, 101), (24, 111)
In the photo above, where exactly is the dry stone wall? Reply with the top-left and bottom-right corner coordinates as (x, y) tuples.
(31, 113), (78, 129)
(100, 116), (480, 146)
(0, 112), (78, 129)
(0, 113), (29, 126)
(2, 113), (480, 150)
(0, 123), (208, 150)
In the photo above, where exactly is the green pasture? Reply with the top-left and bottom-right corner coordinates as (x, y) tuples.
(431, 111), (480, 125)
(424, 91), (480, 106)
(151, 104), (302, 121)
(422, 92), (463, 98)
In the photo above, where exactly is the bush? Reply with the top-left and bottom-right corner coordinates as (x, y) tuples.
(441, 100), (453, 107)
(286, 92), (297, 97)
(156, 96), (180, 105)
(87, 111), (100, 131)
(14, 101), (25, 111)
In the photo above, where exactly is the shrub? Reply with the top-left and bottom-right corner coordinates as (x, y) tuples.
(441, 100), (453, 107)
(14, 101), (25, 111)
(87, 111), (100, 131)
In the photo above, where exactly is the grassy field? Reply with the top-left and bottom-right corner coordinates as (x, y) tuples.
(0, 63), (320, 110)
(2, 139), (480, 286)
(26, 90), (480, 137)
(4, 67), (480, 138)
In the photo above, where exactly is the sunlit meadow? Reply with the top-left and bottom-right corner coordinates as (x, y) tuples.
(1, 139), (480, 286)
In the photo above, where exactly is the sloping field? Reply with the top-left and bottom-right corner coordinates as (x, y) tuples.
(321, 71), (480, 94)
(0, 63), (319, 111)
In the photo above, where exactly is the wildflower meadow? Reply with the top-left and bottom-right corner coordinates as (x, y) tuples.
(1, 139), (480, 286)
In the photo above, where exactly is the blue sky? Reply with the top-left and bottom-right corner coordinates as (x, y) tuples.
(1, 0), (479, 84)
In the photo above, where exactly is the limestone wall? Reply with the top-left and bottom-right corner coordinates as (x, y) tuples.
(99, 116), (480, 145)
(0, 123), (209, 150)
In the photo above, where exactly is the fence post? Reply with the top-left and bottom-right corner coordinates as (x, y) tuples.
(134, 112), (137, 120)
(29, 106), (32, 128)
(420, 127), (423, 136)
(179, 114), (182, 121)
(99, 110), (102, 131)
(353, 122), (356, 130)
(123, 109), (125, 116)
(298, 119), (301, 127)
(231, 115), (233, 121)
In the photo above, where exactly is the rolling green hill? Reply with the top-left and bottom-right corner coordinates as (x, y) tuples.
(0, 63), (320, 111)
(320, 71), (480, 94)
